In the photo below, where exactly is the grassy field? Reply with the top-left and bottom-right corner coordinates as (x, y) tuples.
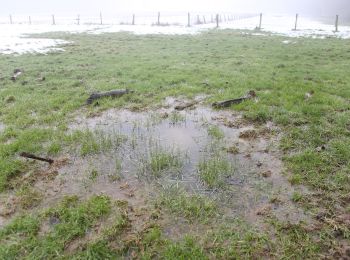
(0, 30), (350, 259)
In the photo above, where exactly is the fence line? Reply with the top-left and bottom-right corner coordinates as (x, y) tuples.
(1, 13), (344, 32)
(2, 12), (257, 26)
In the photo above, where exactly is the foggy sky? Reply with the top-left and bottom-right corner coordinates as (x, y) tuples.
(1, 0), (349, 17)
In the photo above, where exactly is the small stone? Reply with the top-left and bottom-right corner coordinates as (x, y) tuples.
(257, 161), (263, 167)
(49, 216), (60, 226)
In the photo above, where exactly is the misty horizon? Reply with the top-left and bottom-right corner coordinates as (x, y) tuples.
(1, 0), (349, 19)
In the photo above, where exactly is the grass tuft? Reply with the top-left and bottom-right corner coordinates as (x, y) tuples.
(159, 187), (217, 221)
(198, 156), (232, 188)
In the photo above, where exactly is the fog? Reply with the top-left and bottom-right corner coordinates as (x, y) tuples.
(1, 0), (350, 18)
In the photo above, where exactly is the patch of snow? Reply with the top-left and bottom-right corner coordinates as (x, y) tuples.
(215, 15), (350, 39)
(0, 37), (68, 55)
(90, 24), (203, 35)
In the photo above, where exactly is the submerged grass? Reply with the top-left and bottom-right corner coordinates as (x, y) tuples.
(0, 30), (349, 258)
(207, 125), (224, 139)
(149, 150), (182, 176)
(139, 146), (183, 178)
(66, 129), (126, 156)
(198, 156), (232, 188)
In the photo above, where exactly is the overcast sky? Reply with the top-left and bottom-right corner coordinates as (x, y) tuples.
(1, 0), (349, 17)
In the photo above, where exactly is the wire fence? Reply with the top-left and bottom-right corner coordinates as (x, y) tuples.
(0, 13), (258, 26)
(0, 12), (346, 33)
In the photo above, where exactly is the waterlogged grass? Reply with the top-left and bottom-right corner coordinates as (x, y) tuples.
(150, 151), (181, 175)
(163, 236), (208, 259)
(204, 219), (272, 258)
(0, 195), (315, 259)
(16, 186), (43, 209)
(140, 146), (183, 178)
(0, 127), (56, 191)
(0, 195), (111, 259)
(168, 111), (186, 124)
(198, 156), (232, 188)
(207, 125), (224, 139)
(158, 187), (217, 221)
(0, 30), (350, 257)
(108, 158), (122, 182)
(66, 129), (127, 156)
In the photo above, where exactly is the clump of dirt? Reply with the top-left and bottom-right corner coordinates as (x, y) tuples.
(239, 129), (258, 139)
(0, 195), (17, 217)
(0, 195), (18, 227)
(5, 96), (16, 103)
(226, 145), (239, 154)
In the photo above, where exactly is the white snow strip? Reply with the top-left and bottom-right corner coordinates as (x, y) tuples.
(0, 14), (349, 55)
(214, 15), (350, 39)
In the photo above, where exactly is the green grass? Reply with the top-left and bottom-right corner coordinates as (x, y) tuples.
(207, 125), (224, 139)
(158, 187), (217, 221)
(66, 129), (126, 156)
(168, 111), (186, 124)
(0, 195), (111, 259)
(198, 156), (232, 188)
(88, 169), (99, 181)
(108, 158), (122, 182)
(140, 146), (183, 178)
(16, 186), (43, 209)
(0, 30), (350, 258)
(163, 236), (208, 259)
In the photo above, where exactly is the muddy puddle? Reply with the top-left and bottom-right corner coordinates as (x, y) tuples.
(1, 98), (311, 229)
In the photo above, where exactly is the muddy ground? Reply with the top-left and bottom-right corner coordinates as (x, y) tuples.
(0, 96), (312, 235)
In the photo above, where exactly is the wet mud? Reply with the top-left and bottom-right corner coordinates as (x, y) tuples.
(0, 97), (311, 230)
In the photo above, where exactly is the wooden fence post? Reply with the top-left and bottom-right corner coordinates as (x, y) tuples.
(52, 15), (55, 25)
(29, 16), (31, 25)
(203, 16), (206, 24)
(197, 15), (200, 24)
(100, 12), (103, 25)
(157, 12), (160, 25)
(187, 13), (190, 27)
(335, 15), (339, 32)
(216, 14), (219, 28)
(9, 15), (13, 24)
(77, 15), (80, 25)
(258, 13), (262, 30)
(293, 14), (298, 30)
(132, 14), (135, 25)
